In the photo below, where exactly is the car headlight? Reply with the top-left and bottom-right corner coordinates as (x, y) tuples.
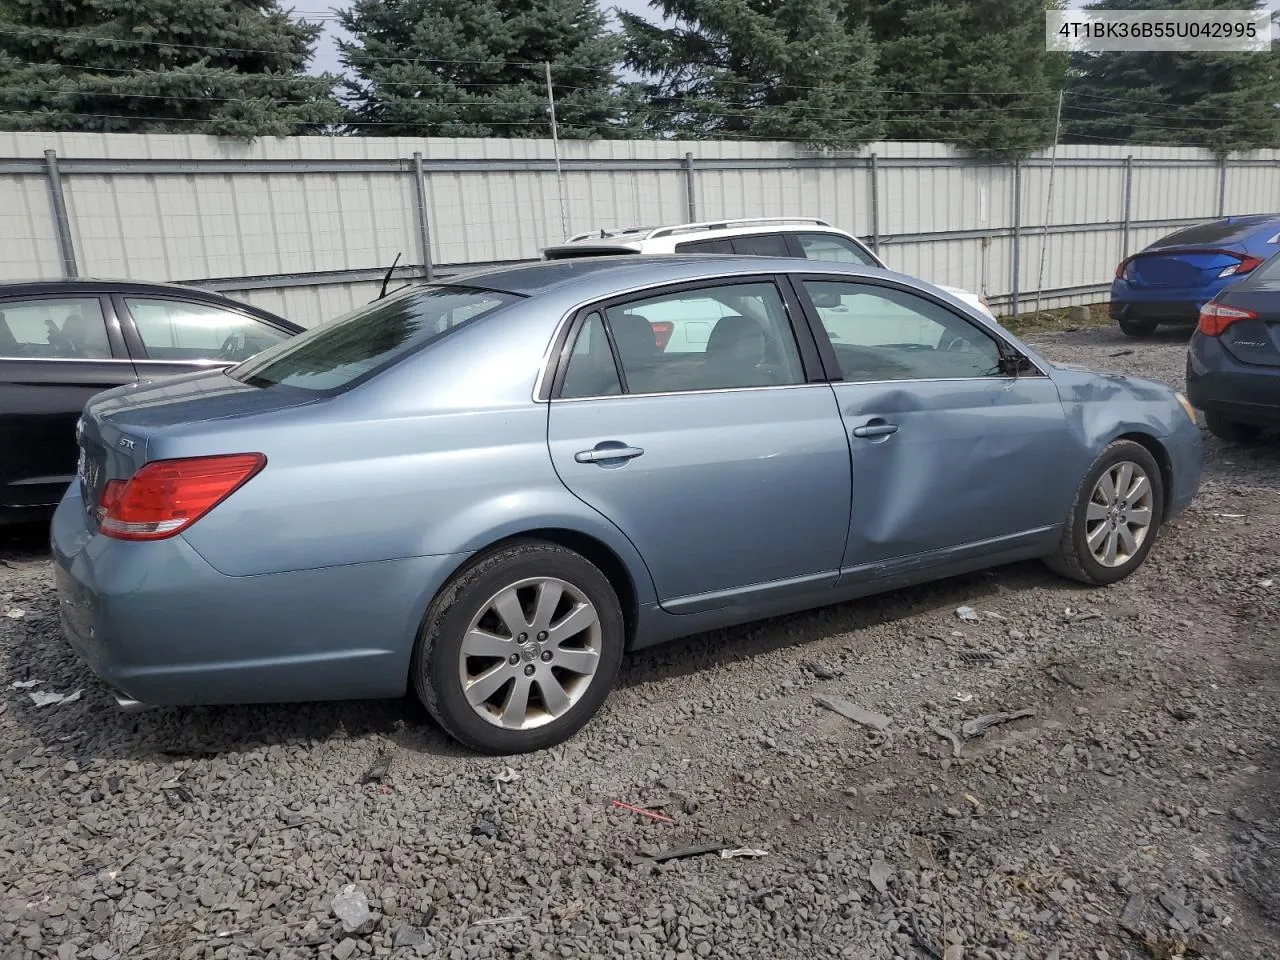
(1175, 391), (1197, 423)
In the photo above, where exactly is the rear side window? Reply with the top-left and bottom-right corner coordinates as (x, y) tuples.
(126, 297), (289, 362)
(229, 285), (518, 392)
(730, 233), (791, 257)
(674, 238), (734, 254)
(0, 297), (111, 359)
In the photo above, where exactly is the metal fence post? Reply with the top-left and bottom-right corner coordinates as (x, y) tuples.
(683, 152), (696, 222)
(869, 152), (880, 254)
(1218, 158), (1228, 217)
(412, 151), (434, 282)
(1121, 155), (1134, 260)
(1010, 159), (1021, 318)
(43, 149), (78, 278)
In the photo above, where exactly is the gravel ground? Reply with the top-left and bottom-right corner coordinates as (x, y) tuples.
(2, 323), (1277, 960)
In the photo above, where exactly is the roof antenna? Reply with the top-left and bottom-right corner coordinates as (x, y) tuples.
(377, 252), (402, 300)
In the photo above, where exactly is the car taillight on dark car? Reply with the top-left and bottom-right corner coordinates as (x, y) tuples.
(1198, 302), (1256, 337)
(98, 454), (266, 541)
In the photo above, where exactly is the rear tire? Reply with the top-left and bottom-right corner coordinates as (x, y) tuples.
(1204, 411), (1264, 443)
(1117, 316), (1158, 338)
(411, 540), (625, 754)
(1045, 440), (1165, 586)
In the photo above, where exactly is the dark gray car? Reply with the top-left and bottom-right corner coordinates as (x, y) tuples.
(1186, 252), (1280, 440)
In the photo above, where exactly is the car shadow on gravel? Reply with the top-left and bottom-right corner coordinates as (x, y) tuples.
(619, 558), (1088, 689)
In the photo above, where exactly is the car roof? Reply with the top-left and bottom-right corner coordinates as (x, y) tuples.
(1148, 215), (1280, 250)
(443, 253), (894, 299)
(0, 277), (297, 328)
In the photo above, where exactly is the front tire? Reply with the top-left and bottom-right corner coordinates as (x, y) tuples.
(412, 540), (625, 754)
(1203, 411), (1264, 443)
(1045, 440), (1165, 585)
(1117, 316), (1158, 338)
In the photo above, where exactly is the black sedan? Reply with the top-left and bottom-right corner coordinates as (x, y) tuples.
(0, 278), (302, 525)
(1186, 252), (1280, 441)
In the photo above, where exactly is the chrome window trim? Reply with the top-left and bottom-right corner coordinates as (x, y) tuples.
(0, 354), (132, 364)
(549, 375), (1037, 403)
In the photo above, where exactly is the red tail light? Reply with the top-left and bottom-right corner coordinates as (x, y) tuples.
(1115, 257), (1132, 280)
(1198, 301), (1256, 337)
(1218, 254), (1265, 278)
(98, 454), (266, 541)
(650, 321), (674, 351)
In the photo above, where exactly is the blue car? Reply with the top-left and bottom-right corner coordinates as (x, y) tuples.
(1111, 215), (1280, 337)
(52, 257), (1203, 754)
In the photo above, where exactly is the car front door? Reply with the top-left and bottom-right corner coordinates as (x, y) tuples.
(114, 295), (293, 377)
(792, 276), (1076, 577)
(0, 294), (137, 515)
(546, 278), (851, 613)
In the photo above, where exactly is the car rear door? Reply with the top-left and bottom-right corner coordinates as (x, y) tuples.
(790, 275), (1076, 578)
(546, 277), (852, 613)
(113, 294), (294, 377)
(0, 293), (137, 513)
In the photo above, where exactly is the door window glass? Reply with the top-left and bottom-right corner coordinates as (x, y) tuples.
(126, 298), (289, 363)
(796, 232), (880, 266)
(0, 297), (110, 359)
(731, 233), (792, 257)
(561, 312), (622, 399)
(802, 280), (1003, 382)
(594, 282), (804, 394)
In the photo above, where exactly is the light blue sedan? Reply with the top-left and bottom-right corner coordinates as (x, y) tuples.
(52, 257), (1203, 754)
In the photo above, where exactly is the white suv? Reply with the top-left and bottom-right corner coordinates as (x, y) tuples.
(543, 217), (994, 326)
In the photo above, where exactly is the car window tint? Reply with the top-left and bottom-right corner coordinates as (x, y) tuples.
(730, 233), (791, 257)
(602, 282), (804, 394)
(802, 280), (1003, 382)
(0, 297), (110, 359)
(796, 232), (879, 266)
(126, 298), (289, 363)
(561, 312), (622, 399)
(1149, 216), (1277, 248)
(674, 238), (734, 254)
(229, 285), (518, 392)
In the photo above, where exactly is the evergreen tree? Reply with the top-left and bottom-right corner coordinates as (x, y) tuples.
(859, 0), (1065, 157)
(1063, 0), (1280, 153)
(337, 0), (627, 138)
(619, 0), (881, 149)
(0, 0), (341, 136)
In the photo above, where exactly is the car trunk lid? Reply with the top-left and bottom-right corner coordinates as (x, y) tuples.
(1123, 247), (1246, 289)
(76, 369), (320, 523)
(1210, 286), (1280, 367)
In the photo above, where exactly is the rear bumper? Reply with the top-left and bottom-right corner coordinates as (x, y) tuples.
(51, 487), (468, 706)
(1186, 335), (1280, 427)
(1109, 280), (1225, 324)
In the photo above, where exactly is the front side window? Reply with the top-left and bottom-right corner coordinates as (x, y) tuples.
(802, 280), (1003, 382)
(796, 232), (880, 267)
(230, 285), (519, 392)
(558, 282), (804, 396)
(126, 298), (289, 363)
(0, 297), (110, 359)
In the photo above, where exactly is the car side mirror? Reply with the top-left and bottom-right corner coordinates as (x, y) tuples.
(1001, 352), (1037, 377)
(810, 291), (842, 309)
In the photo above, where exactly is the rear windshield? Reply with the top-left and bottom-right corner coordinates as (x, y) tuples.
(229, 285), (519, 392)
(1247, 251), (1280, 285)
(1148, 216), (1278, 249)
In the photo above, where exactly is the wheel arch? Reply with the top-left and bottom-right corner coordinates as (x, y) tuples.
(1113, 431), (1174, 520)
